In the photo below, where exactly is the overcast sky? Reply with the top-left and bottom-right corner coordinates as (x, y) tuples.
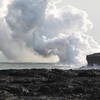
(61, 0), (100, 43)
(0, 0), (100, 62)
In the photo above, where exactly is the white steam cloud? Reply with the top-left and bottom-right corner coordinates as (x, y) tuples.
(0, 0), (100, 65)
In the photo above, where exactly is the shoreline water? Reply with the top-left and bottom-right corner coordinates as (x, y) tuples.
(0, 63), (100, 70)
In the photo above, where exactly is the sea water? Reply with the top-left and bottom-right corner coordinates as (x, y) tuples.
(0, 63), (55, 70)
(0, 63), (100, 70)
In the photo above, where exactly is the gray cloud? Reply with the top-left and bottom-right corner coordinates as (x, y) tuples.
(0, 0), (100, 65)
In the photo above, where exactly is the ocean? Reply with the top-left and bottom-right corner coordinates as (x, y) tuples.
(0, 63), (55, 70)
(0, 63), (100, 70)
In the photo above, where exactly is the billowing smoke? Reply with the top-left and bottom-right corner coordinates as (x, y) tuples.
(0, 0), (100, 65)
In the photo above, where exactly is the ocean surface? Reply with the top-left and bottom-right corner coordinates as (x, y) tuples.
(0, 63), (100, 70)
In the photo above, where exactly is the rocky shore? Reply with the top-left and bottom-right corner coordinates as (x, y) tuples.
(0, 69), (100, 100)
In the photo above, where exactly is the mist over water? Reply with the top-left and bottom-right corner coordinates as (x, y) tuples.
(0, 0), (100, 67)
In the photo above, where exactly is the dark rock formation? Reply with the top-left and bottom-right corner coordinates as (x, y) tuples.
(0, 69), (100, 99)
(87, 53), (100, 65)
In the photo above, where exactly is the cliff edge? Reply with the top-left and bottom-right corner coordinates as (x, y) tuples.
(86, 53), (100, 65)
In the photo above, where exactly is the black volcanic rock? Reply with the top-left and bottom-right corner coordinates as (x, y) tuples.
(0, 69), (100, 99)
(87, 53), (100, 65)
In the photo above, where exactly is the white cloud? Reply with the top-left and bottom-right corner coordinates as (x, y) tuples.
(0, 0), (99, 66)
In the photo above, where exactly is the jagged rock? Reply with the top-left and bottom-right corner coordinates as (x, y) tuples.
(86, 53), (100, 65)
(0, 69), (100, 99)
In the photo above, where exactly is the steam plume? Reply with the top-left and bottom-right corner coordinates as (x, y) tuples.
(0, 0), (100, 65)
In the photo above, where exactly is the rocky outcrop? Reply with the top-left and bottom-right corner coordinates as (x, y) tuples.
(86, 53), (100, 65)
(0, 69), (100, 99)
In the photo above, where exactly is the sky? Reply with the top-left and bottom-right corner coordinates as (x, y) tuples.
(0, 0), (100, 63)
(61, 0), (100, 43)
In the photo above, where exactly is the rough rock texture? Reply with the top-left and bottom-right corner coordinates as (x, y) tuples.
(0, 69), (100, 99)
(87, 53), (100, 65)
